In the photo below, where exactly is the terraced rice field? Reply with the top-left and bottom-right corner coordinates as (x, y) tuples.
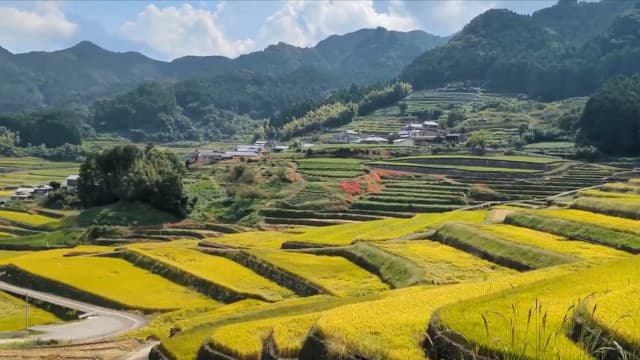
(0, 159), (79, 189)
(435, 256), (640, 360)
(533, 208), (640, 235)
(247, 250), (389, 296)
(375, 241), (513, 284)
(582, 285), (640, 353)
(6, 247), (216, 311)
(206, 231), (293, 249)
(0, 291), (60, 332)
(0, 210), (58, 227)
(478, 224), (629, 262)
(296, 158), (364, 178)
(129, 242), (295, 301)
(210, 312), (321, 359)
(311, 265), (574, 360)
(292, 210), (488, 245)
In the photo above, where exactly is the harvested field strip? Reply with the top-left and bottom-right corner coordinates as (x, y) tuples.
(264, 217), (352, 227)
(375, 240), (513, 284)
(0, 229), (85, 250)
(311, 264), (576, 360)
(209, 312), (321, 360)
(126, 243), (295, 302)
(534, 208), (640, 235)
(293, 210), (488, 245)
(0, 290), (61, 332)
(261, 208), (383, 222)
(367, 192), (464, 201)
(207, 231), (291, 250)
(351, 200), (462, 213)
(504, 212), (640, 253)
(371, 161), (539, 173)
(431, 223), (578, 270)
(478, 224), (629, 262)
(571, 196), (640, 220)
(5, 246), (216, 311)
(363, 196), (465, 205)
(391, 155), (562, 164)
(247, 250), (389, 297)
(433, 256), (640, 360)
(379, 189), (466, 197)
(299, 170), (363, 178)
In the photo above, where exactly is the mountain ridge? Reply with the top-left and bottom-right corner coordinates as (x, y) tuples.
(0, 28), (445, 112)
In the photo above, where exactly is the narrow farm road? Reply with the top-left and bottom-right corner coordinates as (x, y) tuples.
(0, 280), (148, 342)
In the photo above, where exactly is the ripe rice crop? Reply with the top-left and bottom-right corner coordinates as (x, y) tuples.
(0, 290), (60, 332)
(432, 223), (578, 270)
(437, 256), (640, 360)
(577, 189), (640, 200)
(293, 210), (487, 245)
(600, 182), (640, 193)
(505, 212), (640, 253)
(8, 247), (215, 311)
(0, 210), (58, 226)
(584, 285), (640, 352)
(208, 231), (292, 249)
(375, 241), (513, 284)
(210, 312), (321, 360)
(479, 224), (629, 262)
(247, 250), (389, 296)
(0, 250), (27, 264)
(313, 265), (575, 360)
(535, 208), (640, 235)
(129, 243), (295, 301)
(572, 197), (640, 220)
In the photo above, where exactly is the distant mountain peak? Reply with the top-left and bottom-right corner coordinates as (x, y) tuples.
(0, 46), (11, 56)
(67, 41), (106, 54)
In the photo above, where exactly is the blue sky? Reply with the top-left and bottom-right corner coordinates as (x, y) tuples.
(0, 0), (559, 61)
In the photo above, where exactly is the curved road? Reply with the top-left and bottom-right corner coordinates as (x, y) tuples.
(0, 280), (148, 342)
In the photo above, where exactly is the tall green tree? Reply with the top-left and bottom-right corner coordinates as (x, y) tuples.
(78, 145), (189, 216)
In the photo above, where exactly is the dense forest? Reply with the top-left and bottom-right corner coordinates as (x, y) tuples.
(577, 74), (640, 156)
(400, 0), (640, 100)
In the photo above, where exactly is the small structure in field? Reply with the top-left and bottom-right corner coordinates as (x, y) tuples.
(62, 175), (80, 191)
(33, 185), (52, 198)
(446, 133), (467, 143)
(423, 121), (439, 132)
(11, 187), (34, 201)
(328, 131), (361, 144)
(361, 136), (388, 144)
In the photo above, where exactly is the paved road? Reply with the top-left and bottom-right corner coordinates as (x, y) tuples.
(0, 280), (148, 342)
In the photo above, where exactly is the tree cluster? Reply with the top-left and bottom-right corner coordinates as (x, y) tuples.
(400, 4), (640, 101)
(78, 145), (189, 216)
(280, 102), (358, 140)
(577, 74), (640, 156)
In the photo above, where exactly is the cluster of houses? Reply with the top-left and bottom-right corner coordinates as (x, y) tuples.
(4, 175), (78, 203)
(328, 118), (466, 146)
(189, 141), (292, 166)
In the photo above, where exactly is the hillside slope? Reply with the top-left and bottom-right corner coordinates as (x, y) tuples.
(400, 0), (640, 100)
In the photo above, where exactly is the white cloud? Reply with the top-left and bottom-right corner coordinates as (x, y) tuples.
(258, 0), (418, 48)
(120, 4), (255, 60)
(0, 2), (77, 50)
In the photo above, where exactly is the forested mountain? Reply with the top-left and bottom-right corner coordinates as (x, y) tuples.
(0, 28), (445, 113)
(400, 0), (640, 100)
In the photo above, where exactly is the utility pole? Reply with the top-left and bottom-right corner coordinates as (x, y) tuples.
(24, 292), (29, 331)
